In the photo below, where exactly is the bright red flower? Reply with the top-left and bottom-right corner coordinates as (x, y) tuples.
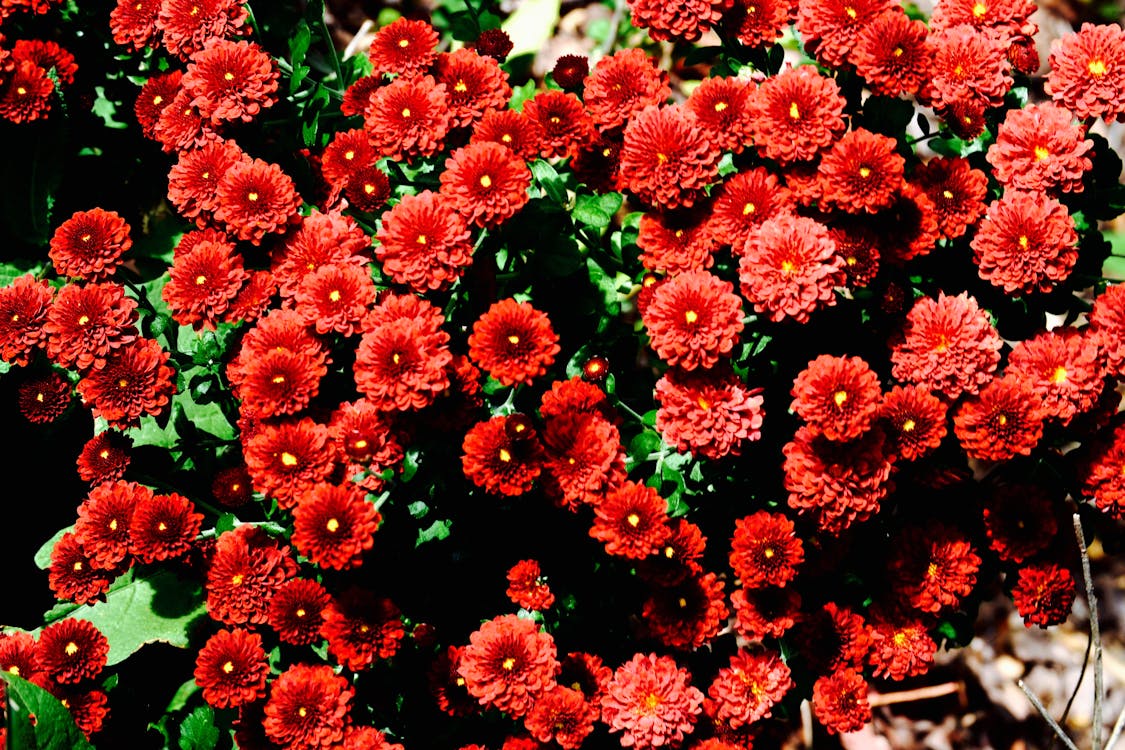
(637, 208), (717, 275)
(637, 518), (706, 588)
(539, 376), (615, 421)
(877, 384), (948, 461)
(954, 376), (1048, 461)
(76, 338), (176, 430)
(0, 631), (42, 686)
(925, 24), (1012, 112)
(73, 480), (145, 570)
(321, 587), (405, 671)
(43, 282), (138, 370)
(367, 18), (439, 77)
(458, 613), (559, 718)
(890, 523), (981, 614)
(471, 108), (544, 161)
(618, 104), (721, 210)
(345, 164), (392, 213)
(731, 586), (802, 642)
(655, 366), (764, 460)
(51, 686), (109, 739)
(600, 652), (704, 750)
(853, 9), (933, 97)
(37, 618), (108, 684)
(433, 47), (511, 128)
(340, 74), (382, 117)
(243, 417), (336, 509)
(0, 274), (52, 366)
(911, 155), (989, 240)
(541, 412), (625, 509)
(128, 491), (202, 564)
(522, 89), (596, 160)
(49, 208), (131, 282)
(729, 511), (804, 589)
(685, 75), (755, 154)
(214, 157), (303, 245)
(706, 167), (794, 248)
(816, 128), (905, 214)
(890, 292), (1002, 399)
(440, 142), (531, 228)
(1046, 22), (1125, 122)
(354, 313), (453, 412)
(163, 236), (248, 330)
(320, 128), (379, 195)
(590, 480), (670, 559)
(725, 0), (792, 47)
(1012, 562), (1076, 628)
(153, 87), (221, 153)
(1081, 421), (1125, 519)
(156, 0), (249, 59)
(183, 38), (277, 124)
(375, 190), (473, 292)
(583, 48), (670, 132)
(468, 298), (560, 386)
(1006, 328), (1105, 425)
(263, 663), (353, 750)
(867, 611), (936, 681)
(293, 262), (376, 337)
(982, 484), (1057, 563)
(329, 398), (404, 489)
(1090, 283), (1125, 378)
(14, 39), (77, 86)
(268, 578), (332, 645)
(17, 371), (72, 423)
(167, 139), (249, 226)
(206, 526), (298, 626)
(524, 685), (598, 749)
(365, 74), (451, 162)
(797, 0), (895, 67)
(133, 70), (182, 139)
(972, 191), (1078, 295)
(627, 0), (726, 42)
(271, 209), (370, 298)
(708, 650), (793, 730)
(641, 571), (728, 650)
(812, 669), (871, 734)
(642, 270), (743, 370)
(738, 213), (845, 324)
(194, 628), (269, 708)
(748, 65), (846, 164)
(462, 415), (544, 496)
(987, 103), (1093, 194)
(930, 0), (1036, 35)
(507, 559), (555, 611)
(791, 354), (882, 442)
(0, 60), (53, 123)
(110, 0), (161, 50)
(291, 482), (382, 570)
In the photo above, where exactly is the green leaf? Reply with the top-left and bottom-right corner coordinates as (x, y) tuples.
(178, 392), (235, 441)
(416, 519), (452, 547)
(573, 192), (623, 231)
(34, 526), (73, 571)
(91, 86), (129, 129)
(509, 79), (537, 112)
(627, 432), (662, 465)
(1, 671), (94, 750)
(58, 569), (206, 666)
(530, 159), (568, 204)
(165, 679), (200, 713)
(178, 705), (219, 750)
(126, 408), (179, 449)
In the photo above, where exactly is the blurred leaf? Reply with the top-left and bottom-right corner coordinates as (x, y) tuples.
(1, 672), (94, 750)
(178, 705), (219, 750)
(289, 20), (313, 93)
(627, 432), (662, 467)
(502, 0), (560, 60)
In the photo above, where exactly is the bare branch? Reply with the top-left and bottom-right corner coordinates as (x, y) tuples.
(1018, 679), (1081, 750)
(868, 682), (962, 708)
(1074, 512), (1105, 750)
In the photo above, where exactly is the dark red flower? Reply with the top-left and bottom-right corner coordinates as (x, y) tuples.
(375, 190), (473, 292)
(471, 108), (544, 161)
(429, 646), (477, 717)
(243, 417), (336, 509)
(725, 0), (792, 47)
(889, 523), (981, 614)
(194, 628), (269, 708)
(355, 317), (453, 413)
(729, 511), (804, 589)
(791, 354), (882, 442)
(13, 39), (77, 86)
(812, 669), (871, 734)
(853, 9), (933, 97)
(74, 480), (147, 570)
(0, 274), (52, 366)
(110, 0), (161, 51)
(817, 128), (905, 214)
(133, 70), (182, 139)
(1046, 22), (1125, 123)
(971, 191), (1079, 295)
(458, 613), (559, 718)
(507, 559), (555, 611)
(17, 371), (71, 423)
(798, 0), (895, 67)
(75, 338), (176, 430)
(638, 207), (717, 275)
(987, 102), (1093, 194)
(48, 532), (117, 605)
(206, 526), (298, 626)
(365, 74), (451, 162)
(748, 65), (846, 164)
(293, 262), (376, 337)
(708, 650), (793, 730)
(214, 157), (303, 245)
(1082, 421), (1125, 520)
(618, 105), (721, 210)
(321, 587), (405, 671)
(184, 38), (277, 124)
(475, 28), (514, 60)
(0, 60), (53, 123)
(232, 345), (328, 421)
(268, 578), (332, 645)
(982, 484), (1057, 563)
(524, 685), (598, 749)
(600, 652), (704, 749)
(468, 298), (560, 386)
(43, 282), (138, 371)
(340, 74), (382, 117)
(1090, 284), (1125, 379)
(706, 167), (794, 248)
(37, 618), (108, 684)
(541, 412), (625, 509)
(877, 384), (948, 461)
(156, 0), (249, 59)
(329, 398), (404, 488)
(345, 164), (392, 213)
(462, 415), (545, 496)
(212, 464), (252, 507)
(292, 482), (382, 570)
(552, 54), (589, 88)
(320, 128), (379, 196)
(627, 0), (726, 42)
(0, 631), (42, 686)
(523, 89), (596, 160)
(867, 610), (936, 681)
(263, 663), (353, 750)
(641, 571), (728, 650)
(953, 375), (1048, 461)
(271, 209), (370, 298)
(1012, 562), (1076, 628)
(163, 236), (248, 330)
(590, 480), (670, 559)
(440, 142), (531, 228)
(49, 208), (132, 282)
(731, 586), (802, 642)
(433, 47), (511, 129)
(52, 686), (109, 739)
(129, 491), (203, 564)
(685, 75), (755, 154)
(636, 518), (706, 587)
(583, 48), (670, 132)
(367, 18), (439, 78)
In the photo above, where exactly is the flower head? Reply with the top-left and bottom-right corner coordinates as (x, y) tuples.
(292, 483), (382, 570)
(987, 103), (1093, 194)
(365, 75), (451, 162)
(468, 298), (560, 386)
(263, 664), (353, 750)
(655, 366), (765, 460)
(590, 480), (671, 559)
(953, 375), (1048, 461)
(877, 385), (948, 461)
(462, 415), (544, 496)
(1047, 22), (1125, 122)
(183, 38), (278, 124)
(194, 628), (269, 708)
(817, 128), (905, 214)
(583, 48), (670, 132)
(730, 511), (804, 589)
(76, 338), (176, 430)
(1012, 562), (1076, 628)
(321, 587), (405, 671)
(367, 18), (439, 78)
(748, 65), (846, 164)
(791, 354), (882, 442)
(739, 214), (845, 324)
(267, 578), (332, 646)
(49, 209), (131, 282)
(440, 142), (531, 228)
(214, 158), (302, 245)
(889, 523), (981, 613)
(37, 619), (108, 684)
(643, 270), (743, 370)
(812, 669), (871, 734)
(708, 650), (793, 730)
(458, 614), (559, 718)
(600, 652), (704, 750)
(618, 105), (721, 209)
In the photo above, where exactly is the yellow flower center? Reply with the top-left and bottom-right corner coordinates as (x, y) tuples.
(1052, 366), (1068, 384)
(77, 315), (90, 325)
(326, 518), (340, 532)
(502, 657), (516, 670)
(858, 167), (871, 178)
(508, 334), (520, 345)
(626, 513), (641, 527)
(280, 452), (298, 467)
(195, 275), (207, 286)
(714, 101), (728, 112)
(499, 448), (512, 462)
(834, 390), (848, 407)
(222, 661), (234, 673)
(845, 6), (857, 17)
(684, 310), (698, 324)
(401, 107), (411, 118)
(789, 102), (800, 119)
(65, 642), (79, 656)
(1034, 146), (1050, 161)
(972, 1), (987, 16)
(1089, 59), (1107, 76)
(1018, 235), (1029, 249)
(743, 202), (756, 215)
(480, 174), (492, 188)
(224, 72), (234, 81)
(902, 418), (916, 432)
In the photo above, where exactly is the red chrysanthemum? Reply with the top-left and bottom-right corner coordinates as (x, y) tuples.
(17, 371), (72, 424)
(867, 612), (936, 681)
(263, 663), (353, 750)
(129, 491), (203, 564)
(440, 142), (531, 228)
(725, 0), (792, 47)
(365, 74), (451, 162)
(877, 384), (948, 461)
(183, 38), (277, 124)
(1082, 421), (1125, 519)
(930, 0), (1036, 35)
(600, 652), (704, 750)
(73, 480), (147, 570)
(524, 685), (598, 749)
(784, 426), (894, 533)
(429, 646), (477, 717)
(738, 213), (845, 324)
(213, 157), (303, 245)
(618, 104), (721, 210)
(375, 190), (473, 292)
(268, 578), (332, 646)
(156, 0), (249, 59)
(925, 24), (1013, 112)
(321, 587), (405, 671)
(462, 415), (545, 496)
(590, 480), (671, 559)
(539, 376), (615, 421)
(51, 686), (109, 739)
(708, 650), (793, 730)
(911, 156), (989, 240)
(817, 128), (905, 214)
(232, 343), (329, 421)
(0, 274), (52, 366)
(194, 628), (269, 708)
(583, 48), (670, 132)
(152, 87), (221, 153)
(972, 191), (1079, 295)
(812, 669), (871, 734)
(748, 65), (846, 164)
(828, 219), (881, 289)
(0, 631), (42, 686)
(340, 74), (382, 117)
(1012, 562), (1076, 628)
(206, 526), (298, 626)
(890, 292), (1002, 399)
(655, 366), (764, 460)
(43, 282), (138, 371)
(345, 163), (393, 213)
(797, 0), (895, 67)
(37, 618), (108, 684)
(110, 0), (161, 51)
(889, 523), (981, 614)
(636, 518), (706, 588)
(627, 0), (726, 42)
(731, 586), (802, 642)
(14, 39), (77, 86)
(320, 128), (379, 197)
(468, 298), (560, 386)
(982, 484), (1058, 563)
(1007, 328), (1105, 425)
(134, 70), (182, 139)
(1090, 283), (1125, 378)
(471, 108), (544, 161)
(551, 54), (589, 88)
(367, 18), (439, 77)
(507, 559), (555, 611)
(243, 417), (336, 508)
(167, 139), (249, 226)
(853, 9), (933, 97)
(541, 412), (625, 509)
(987, 103), (1093, 194)
(729, 511), (804, 589)
(954, 375), (1048, 461)
(49, 208), (131, 282)
(458, 613), (559, 718)
(293, 262), (376, 337)
(706, 167), (794, 248)
(522, 89), (596, 160)
(48, 532), (117, 605)
(270, 209), (370, 297)
(685, 75), (756, 154)
(75, 338), (176, 430)
(873, 183), (942, 265)
(791, 354), (882, 442)
(291, 482), (382, 570)
(642, 270), (743, 370)
(433, 47), (511, 129)
(475, 28), (514, 60)
(163, 236), (248, 330)
(641, 571), (728, 651)
(355, 296), (453, 411)
(637, 208), (717, 275)
(1046, 22), (1125, 122)
(212, 464), (252, 508)
(0, 60), (53, 123)
(329, 398), (404, 488)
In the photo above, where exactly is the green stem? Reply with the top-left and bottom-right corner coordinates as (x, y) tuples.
(314, 0), (345, 88)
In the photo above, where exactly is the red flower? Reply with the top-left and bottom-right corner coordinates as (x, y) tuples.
(271, 210), (370, 298)
(731, 586), (802, 642)
(729, 511), (804, 589)
(268, 578), (332, 645)
(812, 669), (871, 735)
(167, 140), (249, 226)
(128, 491), (202, 564)
(708, 650), (793, 730)
(76, 431), (132, 485)
(522, 89), (596, 160)
(429, 646), (477, 717)
(877, 385), (948, 461)
(340, 75), (382, 117)
(642, 270), (743, 370)
(797, 0), (895, 67)
(43, 282), (138, 370)
(784, 426), (894, 533)
(458, 613), (559, 718)
(163, 236), (248, 330)
(890, 292), (1002, 399)
(343, 727), (405, 750)
(930, 0), (1036, 35)
(474, 28), (514, 60)
(816, 128), (905, 214)
(972, 191), (1078, 295)
(853, 9), (933, 97)
(49, 208), (131, 282)
(748, 65), (846, 164)
(462, 415), (544, 496)
(1081, 421), (1125, 519)
(183, 38), (277, 124)
(559, 651), (613, 704)
(590, 480), (670, 559)
(953, 375), (1048, 461)
(507, 559), (555, 611)
(234, 347), (328, 421)
(468, 298), (560, 387)
(345, 164), (392, 213)
(440, 142), (531, 228)
(641, 572), (728, 650)
(152, 87), (220, 153)
(48, 532), (117, 605)
(320, 128), (378, 195)
(76, 338), (176, 430)
(889, 523), (981, 614)
(983, 484), (1057, 563)
(0, 631), (43, 686)
(726, 0), (792, 47)
(0, 274), (52, 366)
(206, 526), (298, 626)
(366, 18), (439, 78)
(291, 482), (382, 570)
(17, 371), (72, 423)
(600, 652), (704, 749)
(73, 481), (145, 570)
(263, 663), (353, 750)
(524, 685), (598, 749)
(1090, 284), (1125, 378)
(1046, 22), (1125, 122)
(355, 320), (452, 412)
(540, 376), (615, 420)
(830, 220), (881, 289)
(329, 398), (404, 488)
(987, 103), (1093, 194)
(542, 412), (625, 509)
(583, 48), (670, 132)
(156, 0), (249, 59)
(293, 263), (376, 337)
(925, 25), (1013, 112)
(375, 190), (473, 292)
(212, 464), (253, 508)
(627, 0), (725, 42)
(322, 587), (405, 671)
(618, 105), (721, 210)
(706, 167), (794, 248)
(243, 417), (336, 508)
(110, 0), (161, 50)
(433, 47), (511, 129)
(14, 39), (77, 86)
(655, 366), (764, 460)
(1012, 562), (1076, 628)
(365, 74), (451, 162)
(739, 214), (845, 324)
(637, 208), (716, 275)
(37, 618), (108, 684)
(874, 184), (941, 265)
(194, 628), (269, 708)
(133, 70), (182, 139)
(911, 156), (989, 240)
(51, 686), (109, 739)
(214, 158), (303, 245)
(471, 108), (544, 161)
(685, 75), (755, 154)
(867, 612), (936, 680)
(0, 60), (53, 123)
(791, 354), (882, 442)
(1006, 328), (1105, 425)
